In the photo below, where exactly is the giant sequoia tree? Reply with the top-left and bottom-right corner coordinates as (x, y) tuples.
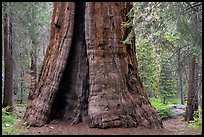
(23, 2), (163, 129)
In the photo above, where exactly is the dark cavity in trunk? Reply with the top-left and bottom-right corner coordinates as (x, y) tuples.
(50, 2), (89, 124)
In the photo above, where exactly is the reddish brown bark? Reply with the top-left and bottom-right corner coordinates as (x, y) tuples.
(23, 2), (76, 126)
(85, 2), (162, 128)
(50, 2), (89, 124)
(23, 2), (163, 129)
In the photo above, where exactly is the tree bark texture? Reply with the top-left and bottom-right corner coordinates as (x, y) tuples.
(50, 2), (89, 125)
(3, 10), (14, 112)
(23, 2), (76, 126)
(85, 2), (162, 129)
(177, 47), (184, 105)
(23, 2), (163, 129)
(185, 55), (199, 122)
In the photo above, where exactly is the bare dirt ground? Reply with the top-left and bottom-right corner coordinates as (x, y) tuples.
(15, 116), (201, 135)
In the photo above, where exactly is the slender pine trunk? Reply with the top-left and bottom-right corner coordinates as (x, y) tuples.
(177, 47), (184, 105)
(3, 7), (14, 112)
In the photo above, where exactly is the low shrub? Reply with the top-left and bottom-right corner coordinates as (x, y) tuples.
(188, 108), (202, 133)
(2, 106), (20, 135)
(149, 98), (176, 120)
(157, 106), (175, 120)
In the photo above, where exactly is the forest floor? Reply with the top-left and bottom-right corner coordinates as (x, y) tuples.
(15, 116), (201, 135)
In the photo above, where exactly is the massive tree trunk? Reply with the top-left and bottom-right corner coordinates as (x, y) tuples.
(3, 7), (14, 112)
(23, 2), (163, 129)
(185, 55), (199, 122)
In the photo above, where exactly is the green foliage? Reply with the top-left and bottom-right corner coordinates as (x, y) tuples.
(159, 51), (178, 104)
(149, 98), (165, 109)
(126, 3), (202, 110)
(167, 98), (180, 104)
(2, 2), (53, 103)
(122, 30), (134, 45)
(175, 3), (202, 65)
(136, 38), (159, 97)
(121, 8), (134, 45)
(157, 106), (175, 120)
(150, 97), (180, 107)
(150, 98), (176, 120)
(188, 108), (202, 133)
(2, 106), (20, 135)
(177, 107), (202, 135)
(126, 2), (181, 99)
(14, 103), (27, 119)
